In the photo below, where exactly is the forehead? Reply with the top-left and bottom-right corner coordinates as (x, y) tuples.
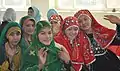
(40, 27), (52, 32)
(66, 25), (79, 30)
(78, 15), (91, 21)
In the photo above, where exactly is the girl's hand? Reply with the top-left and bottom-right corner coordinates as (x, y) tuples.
(58, 46), (70, 63)
(104, 15), (120, 24)
(38, 48), (47, 68)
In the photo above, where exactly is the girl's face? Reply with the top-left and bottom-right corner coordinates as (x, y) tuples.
(65, 25), (79, 41)
(23, 20), (35, 35)
(38, 27), (53, 45)
(50, 20), (60, 35)
(7, 31), (21, 46)
(78, 15), (92, 31)
(28, 9), (34, 16)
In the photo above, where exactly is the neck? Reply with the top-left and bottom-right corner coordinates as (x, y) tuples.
(23, 33), (32, 41)
(84, 28), (93, 34)
(7, 42), (17, 49)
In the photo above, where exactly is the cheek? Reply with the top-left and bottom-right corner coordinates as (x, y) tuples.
(7, 37), (12, 42)
(38, 34), (44, 42)
(65, 31), (70, 37)
(18, 35), (21, 40)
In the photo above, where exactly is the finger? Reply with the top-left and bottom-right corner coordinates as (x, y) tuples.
(39, 48), (44, 52)
(43, 51), (47, 57)
(103, 18), (109, 20)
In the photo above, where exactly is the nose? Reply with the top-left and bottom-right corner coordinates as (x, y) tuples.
(13, 34), (19, 40)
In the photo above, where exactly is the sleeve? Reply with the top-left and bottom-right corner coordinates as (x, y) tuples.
(0, 46), (5, 65)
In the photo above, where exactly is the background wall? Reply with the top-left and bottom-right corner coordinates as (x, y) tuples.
(0, 0), (119, 29)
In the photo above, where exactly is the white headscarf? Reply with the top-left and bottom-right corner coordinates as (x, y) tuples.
(3, 8), (16, 21)
(31, 6), (41, 22)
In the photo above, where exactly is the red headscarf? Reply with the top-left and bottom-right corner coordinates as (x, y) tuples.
(54, 16), (95, 71)
(49, 14), (64, 36)
(74, 9), (116, 48)
(49, 14), (63, 23)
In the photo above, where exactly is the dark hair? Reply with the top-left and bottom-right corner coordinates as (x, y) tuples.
(28, 7), (34, 11)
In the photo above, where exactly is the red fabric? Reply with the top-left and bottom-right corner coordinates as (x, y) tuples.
(54, 16), (95, 71)
(49, 14), (63, 36)
(49, 14), (63, 23)
(62, 16), (79, 30)
(74, 9), (116, 48)
(108, 45), (120, 56)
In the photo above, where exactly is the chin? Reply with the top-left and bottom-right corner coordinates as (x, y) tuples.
(12, 43), (19, 46)
(28, 32), (34, 35)
(42, 42), (51, 45)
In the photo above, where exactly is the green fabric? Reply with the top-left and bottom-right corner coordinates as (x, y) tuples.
(19, 15), (36, 71)
(0, 21), (21, 45)
(19, 15), (35, 65)
(20, 20), (65, 71)
(19, 15), (36, 27)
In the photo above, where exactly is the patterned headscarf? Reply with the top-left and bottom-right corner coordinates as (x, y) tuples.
(62, 16), (79, 30)
(74, 9), (116, 48)
(47, 9), (58, 21)
(54, 16), (95, 71)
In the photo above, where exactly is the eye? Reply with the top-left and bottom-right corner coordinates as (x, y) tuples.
(67, 28), (72, 31)
(26, 24), (30, 27)
(32, 24), (35, 27)
(16, 32), (21, 36)
(40, 32), (45, 35)
(9, 32), (14, 36)
(48, 31), (52, 35)
(74, 27), (79, 31)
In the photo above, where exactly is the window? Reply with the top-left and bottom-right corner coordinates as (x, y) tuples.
(0, 0), (31, 11)
(55, 0), (120, 11)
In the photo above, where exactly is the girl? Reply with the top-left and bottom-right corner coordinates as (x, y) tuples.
(47, 9), (63, 36)
(28, 6), (41, 22)
(74, 9), (120, 71)
(54, 16), (95, 71)
(21, 20), (70, 71)
(0, 22), (22, 71)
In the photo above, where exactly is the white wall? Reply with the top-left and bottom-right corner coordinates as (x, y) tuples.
(0, 0), (119, 29)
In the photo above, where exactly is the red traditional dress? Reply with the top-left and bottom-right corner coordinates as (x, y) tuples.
(74, 9), (120, 71)
(54, 16), (95, 71)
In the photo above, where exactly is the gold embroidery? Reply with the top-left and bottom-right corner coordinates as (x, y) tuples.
(0, 60), (10, 71)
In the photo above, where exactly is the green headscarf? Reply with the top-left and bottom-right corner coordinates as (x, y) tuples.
(19, 15), (36, 53)
(23, 20), (65, 71)
(0, 21), (21, 46)
(32, 20), (60, 56)
(19, 15), (36, 27)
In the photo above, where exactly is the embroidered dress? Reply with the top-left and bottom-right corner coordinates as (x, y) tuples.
(54, 16), (95, 71)
(74, 9), (120, 71)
